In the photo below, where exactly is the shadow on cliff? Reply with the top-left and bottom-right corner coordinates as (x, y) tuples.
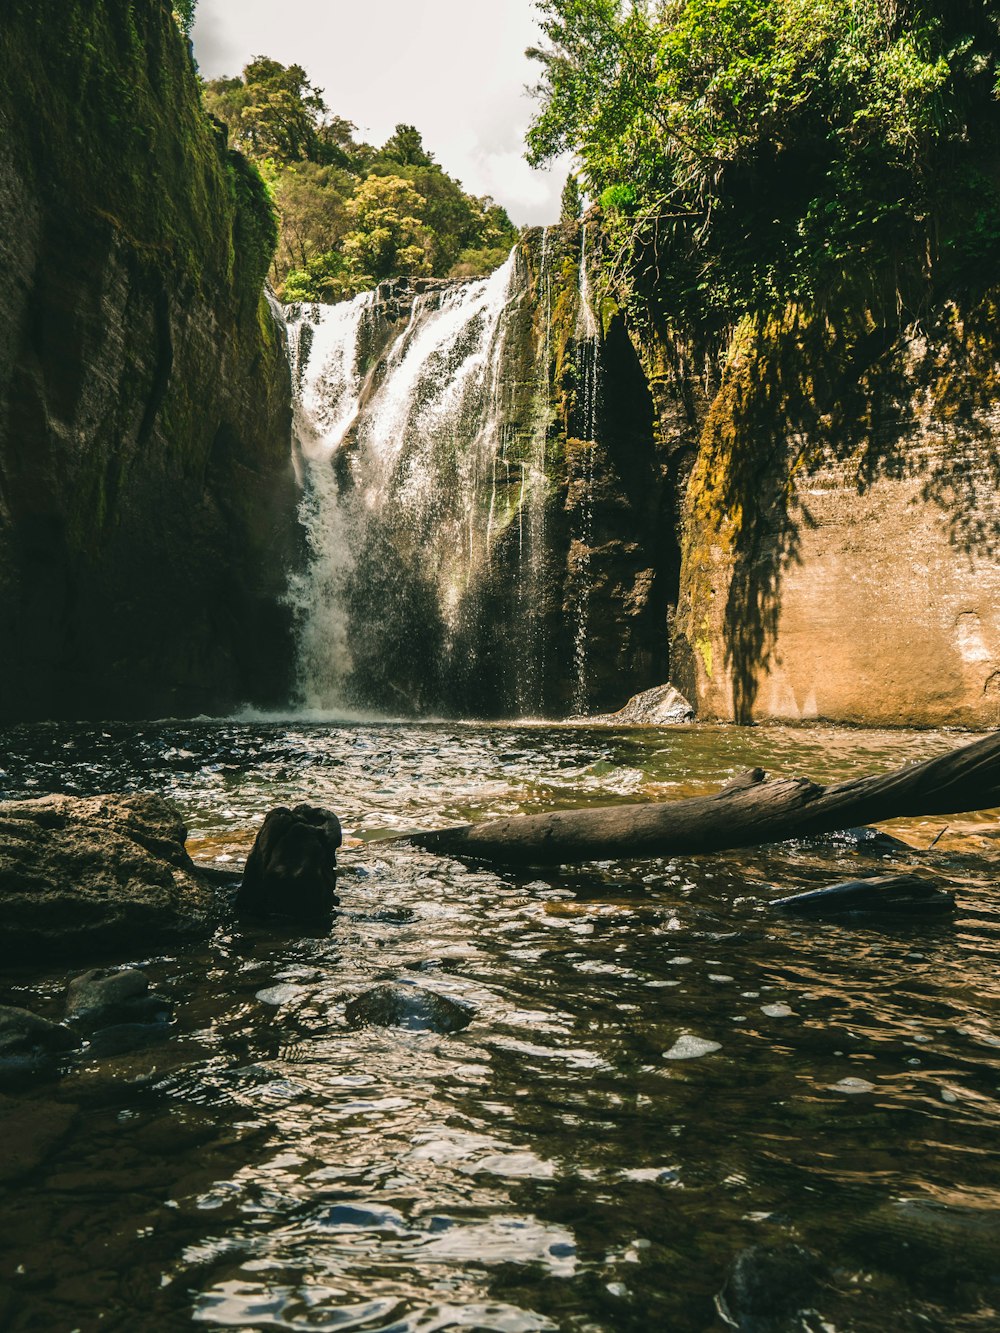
(701, 297), (1000, 721)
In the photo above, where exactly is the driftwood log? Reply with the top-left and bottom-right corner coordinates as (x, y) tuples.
(407, 731), (1000, 867)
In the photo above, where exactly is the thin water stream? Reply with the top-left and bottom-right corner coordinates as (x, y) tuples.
(2, 720), (1000, 1330)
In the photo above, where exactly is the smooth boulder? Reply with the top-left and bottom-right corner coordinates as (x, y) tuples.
(344, 984), (474, 1034)
(65, 968), (170, 1031)
(237, 804), (342, 919)
(0, 1005), (78, 1081)
(0, 794), (215, 964)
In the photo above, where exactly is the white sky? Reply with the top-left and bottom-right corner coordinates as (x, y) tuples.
(191, 0), (568, 226)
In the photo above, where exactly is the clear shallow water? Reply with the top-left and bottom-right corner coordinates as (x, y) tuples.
(2, 720), (1000, 1331)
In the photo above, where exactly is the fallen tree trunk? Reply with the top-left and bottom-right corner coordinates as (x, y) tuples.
(407, 731), (1000, 866)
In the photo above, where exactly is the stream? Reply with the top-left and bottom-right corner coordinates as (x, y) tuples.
(1, 719), (999, 1331)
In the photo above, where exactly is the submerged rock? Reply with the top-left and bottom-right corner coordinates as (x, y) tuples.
(0, 1096), (78, 1182)
(716, 1243), (823, 1332)
(65, 968), (170, 1031)
(237, 804), (342, 920)
(0, 793), (216, 963)
(0, 1005), (79, 1082)
(852, 1197), (1000, 1282)
(774, 874), (955, 919)
(344, 984), (474, 1034)
(589, 683), (695, 726)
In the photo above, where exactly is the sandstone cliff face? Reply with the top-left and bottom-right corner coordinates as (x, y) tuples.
(667, 305), (1000, 726)
(0, 0), (297, 720)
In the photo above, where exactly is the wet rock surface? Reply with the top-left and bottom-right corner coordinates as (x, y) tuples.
(65, 968), (170, 1030)
(0, 1005), (78, 1081)
(344, 984), (475, 1034)
(774, 873), (956, 919)
(589, 683), (695, 725)
(0, 793), (216, 963)
(237, 804), (342, 920)
(716, 1244), (823, 1332)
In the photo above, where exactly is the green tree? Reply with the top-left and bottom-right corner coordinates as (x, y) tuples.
(173, 1), (197, 36)
(381, 123), (435, 167)
(204, 59), (518, 300)
(261, 160), (353, 289)
(204, 58), (329, 164)
(527, 1), (1000, 327)
(341, 175), (433, 284)
(560, 173), (582, 222)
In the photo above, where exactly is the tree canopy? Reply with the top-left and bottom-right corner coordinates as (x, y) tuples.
(527, 0), (1000, 329)
(203, 61), (519, 301)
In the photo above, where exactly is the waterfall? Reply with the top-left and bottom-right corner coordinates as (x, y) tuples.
(571, 222), (601, 715)
(286, 253), (535, 715)
(282, 230), (606, 719)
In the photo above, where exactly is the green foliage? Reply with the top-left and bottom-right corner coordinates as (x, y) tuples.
(561, 173), (583, 222)
(204, 58), (329, 164)
(205, 58), (519, 299)
(172, 1), (197, 37)
(381, 123), (435, 167)
(527, 1), (1000, 329)
(342, 174), (434, 283)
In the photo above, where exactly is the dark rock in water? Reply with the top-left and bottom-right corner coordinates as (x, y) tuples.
(774, 874), (955, 919)
(344, 984), (474, 1034)
(65, 968), (170, 1031)
(851, 1197), (1000, 1283)
(237, 804), (342, 920)
(0, 793), (216, 963)
(0, 1005), (79, 1082)
(816, 826), (916, 854)
(83, 1021), (172, 1058)
(0, 1095), (78, 1182)
(716, 1243), (823, 1331)
(0, 1006), (78, 1058)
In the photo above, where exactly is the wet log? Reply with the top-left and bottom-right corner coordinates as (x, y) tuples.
(408, 730), (1000, 867)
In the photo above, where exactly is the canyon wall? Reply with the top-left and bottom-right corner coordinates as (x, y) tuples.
(660, 304), (1000, 726)
(0, 0), (298, 720)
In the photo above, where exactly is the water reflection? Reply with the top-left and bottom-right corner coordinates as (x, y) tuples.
(1, 721), (999, 1329)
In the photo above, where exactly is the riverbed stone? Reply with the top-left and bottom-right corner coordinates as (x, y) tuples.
(0, 1005), (79, 1082)
(0, 793), (216, 963)
(65, 968), (170, 1030)
(716, 1243), (823, 1332)
(344, 984), (474, 1034)
(590, 683), (695, 725)
(0, 1095), (78, 1182)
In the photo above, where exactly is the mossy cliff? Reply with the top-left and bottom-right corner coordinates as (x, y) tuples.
(635, 299), (1000, 726)
(0, 0), (297, 719)
(461, 223), (672, 718)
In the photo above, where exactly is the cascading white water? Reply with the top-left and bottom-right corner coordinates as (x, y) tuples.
(571, 222), (602, 715)
(282, 230), (606, 718)
(284, 293), (375, 712)
(285, 254), (526, 713)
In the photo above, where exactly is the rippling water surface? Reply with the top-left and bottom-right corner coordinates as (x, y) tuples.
(2, 720), (1000, 1331)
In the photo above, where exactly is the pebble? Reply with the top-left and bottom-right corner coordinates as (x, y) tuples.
(663, 1035), (722, 1060)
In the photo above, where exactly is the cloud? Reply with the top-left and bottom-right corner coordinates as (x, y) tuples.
(191, 0), (565, 227)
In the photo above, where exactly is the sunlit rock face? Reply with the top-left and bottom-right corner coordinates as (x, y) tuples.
(0, 0), (297, 720)
(657, 305), (1000, 727)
